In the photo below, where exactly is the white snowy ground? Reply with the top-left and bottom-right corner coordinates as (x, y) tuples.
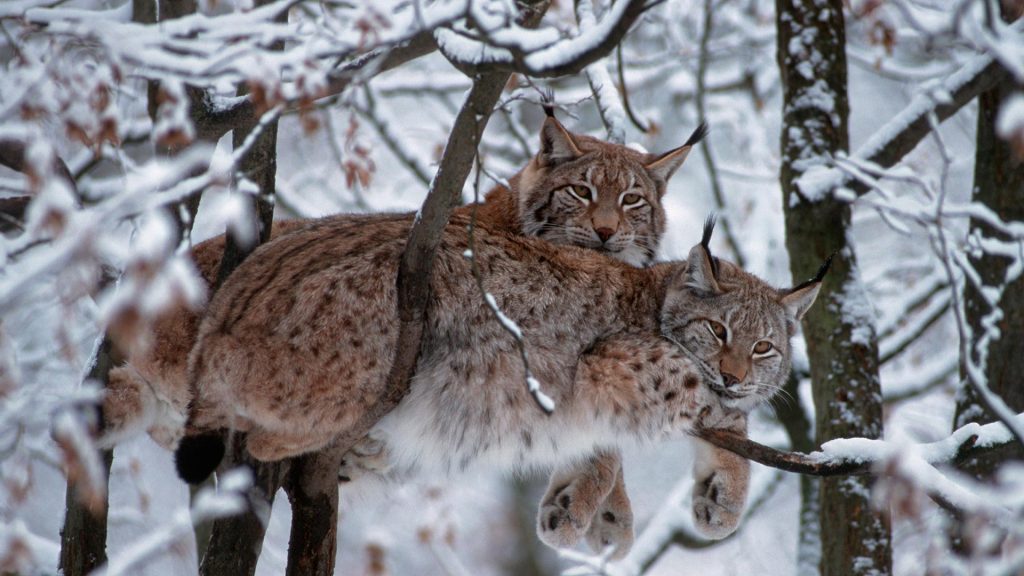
(1, 26), (983, 575)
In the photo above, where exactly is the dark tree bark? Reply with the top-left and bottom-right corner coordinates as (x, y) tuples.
(776, 0), (892, 574)
(951, 34), (1024, 477)
(948, 5), (1024, 558)
(59, 332), (115, 576)
(199, 439), (290, 576)
(282, 448), (345, 576)
(199, 3), (284, 574)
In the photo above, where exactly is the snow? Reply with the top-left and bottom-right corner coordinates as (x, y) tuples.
(2, 1), (1023, 575)
(484, 292), (522, 339)
(796, 52), (997, 202)
(996, 92), (1024, 141)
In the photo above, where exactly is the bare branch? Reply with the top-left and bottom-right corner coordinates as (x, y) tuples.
(878, 292), (951, 365)
(695, 0), (745, 268)
(355, 87), (432, 186)
(335, 4), (552, 462)
(576, 0), (627, 144)
(194, 30), (438, 142)
(614, 44), (649, 133)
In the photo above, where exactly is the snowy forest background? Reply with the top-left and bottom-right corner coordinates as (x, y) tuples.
(1, 0), (1023, 575)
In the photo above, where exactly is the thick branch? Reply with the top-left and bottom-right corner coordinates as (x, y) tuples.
(438, 0), (648, 78)
(694, 417), (1021, 477)
(796, 55), (1012, 200)
(334, 4), (550, 467)
(195, 31), (438, 142)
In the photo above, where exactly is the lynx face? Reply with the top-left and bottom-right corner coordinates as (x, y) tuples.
(518, 117), (706, 266)
(660, 220), (824, 413)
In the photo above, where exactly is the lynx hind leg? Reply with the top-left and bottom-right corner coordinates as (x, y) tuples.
(584, 464), (634, 559)
(246, 425), (338, 462)
(537, 449), (619, 550)
(101, 365), (188, 449)
(691, 438), (750, 539)
(98, 365), (152, 447)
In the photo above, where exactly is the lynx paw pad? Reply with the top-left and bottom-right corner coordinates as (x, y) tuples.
(537, 485), (589, 548)
(584, 506), (634, 559)
(692, 472), (741, 539)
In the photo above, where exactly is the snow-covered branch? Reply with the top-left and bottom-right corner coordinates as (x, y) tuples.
(437, 0), (651, 78)
(796, 52), (1012, 202)
(694, 416), (1023, 478)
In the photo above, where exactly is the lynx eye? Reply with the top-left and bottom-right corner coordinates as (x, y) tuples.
(706, 320), (727, 341)
(753, 341), (773, 355)
(621, 193), (643, 206)
(567, 185), (592, 203)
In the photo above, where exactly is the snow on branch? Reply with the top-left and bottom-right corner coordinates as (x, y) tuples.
(695, 418), (1016, 476)
(437, 0), (652, 78)
(466, 156), (554, 415)
(576, 0), (627, 144)
(795, 52), (1012, 202)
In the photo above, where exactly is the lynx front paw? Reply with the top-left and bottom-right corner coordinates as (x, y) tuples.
(584, 495), (634, 559)
(691, 471), (742, 539)
(537, 483), (591, 548)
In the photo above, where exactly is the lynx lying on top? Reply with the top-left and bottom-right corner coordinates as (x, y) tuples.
(179, 216), (825, 550)
(101, 111), (702, 449)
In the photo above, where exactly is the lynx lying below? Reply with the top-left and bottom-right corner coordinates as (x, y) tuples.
(179, 216), (826, 554)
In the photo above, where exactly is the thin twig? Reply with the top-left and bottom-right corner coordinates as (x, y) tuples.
(356, 86), (432, 186)
(615, 43), (648, 133)
(466, 153), (554, 414)
(695, 0), (745, 267)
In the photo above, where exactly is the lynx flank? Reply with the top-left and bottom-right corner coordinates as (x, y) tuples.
(179, 216), (825, 551)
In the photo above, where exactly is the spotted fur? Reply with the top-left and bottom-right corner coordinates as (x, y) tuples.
(181, 214), (823, 556)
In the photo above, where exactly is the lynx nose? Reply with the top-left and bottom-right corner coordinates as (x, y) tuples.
(595, 227), (615, 242)
(720, 372), (741, 388)
(719, 356), (747, 388)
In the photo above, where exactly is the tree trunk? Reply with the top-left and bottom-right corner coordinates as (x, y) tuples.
(776, 0), (892, 574)
(59, 335), (115, 576)
(949, 9), (1024, 558)
(200, 435), (290, 576)
(951, 21), (1024, 477)
(198, 3), (283, 569)
(282, 447), (345, 576)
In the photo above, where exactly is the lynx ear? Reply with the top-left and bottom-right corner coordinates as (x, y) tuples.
(685, 215), (721, 294)
(780, 253), (834, 323)
(539, 115), (582, 167)
(645, 122), (708, 182)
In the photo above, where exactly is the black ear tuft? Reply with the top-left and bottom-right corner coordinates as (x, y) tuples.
(684, 122), (709, 148)
(175, 432), (225, 484)
(541, 88), (556, 118)
(701, 214), (720, 279)
(788, 251), (836, 294)
(812, 251), (837, 283)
